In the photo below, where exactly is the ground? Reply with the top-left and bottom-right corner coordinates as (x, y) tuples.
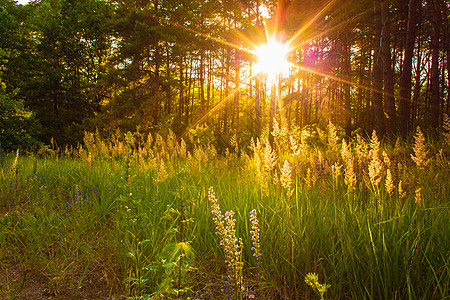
(0, 263), (268, 300)
(0, 262), (123, 300)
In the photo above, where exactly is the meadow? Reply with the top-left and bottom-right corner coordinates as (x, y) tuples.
(0, 121), (449, 299)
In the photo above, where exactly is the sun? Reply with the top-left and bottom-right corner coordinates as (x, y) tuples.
(253, 40), (290, 80)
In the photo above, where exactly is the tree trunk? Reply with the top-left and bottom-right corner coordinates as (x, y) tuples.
(269, 81), (276, 146)
(185, 57), (193, 126)
(178, 56), (184, 125)
(200, 51), (206, 118)
(398, 0), (418, 136)
(234, 51), (240, 128)
(223, 48), (230, 134)
(372, 0), (385, 135)
(207, 51), (212, 125)
(342, 41), (352, 136)
(412, 35), (422, 125)
(430, 0), (441, 131)
(366, 45), (373, 130)
(255, 80), (261, 136)
(165, 46), (171, 116)
(153, 41), (161, 126)
(445, 1), (450, 115)
(381, 0), (396, 135)
(357, 47), (366, 129)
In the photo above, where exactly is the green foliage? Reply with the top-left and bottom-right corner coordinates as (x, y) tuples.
(0, 89), (41, 150)
(189, 124), (215, 146)
(0, 0), (113, 146)
(1, 0), (449, 152)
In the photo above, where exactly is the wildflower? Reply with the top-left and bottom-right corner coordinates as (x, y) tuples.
(272, 117), (290, 151)
(368, 130), (383, 187)
(272, 170), (280, 187)
(280, 160), (294, 196)
(166, 129), (176, 152)
(74, 184), (83, 205)
(343, 156), (356, 191)
(305, 272), (331, 300)
(385, 169), (394, 195)
(290, 135), (301, 155)
(86, 151), (92, 169)
(340, 139), (351, 161)
(249, 209), (262, 264)
(83, 131), (95, 153)
(414, 187), (422, 206)
(411, 127), (430, 169)
(178, 138), (187, 158)
(208, 188), (244, 297)
(272, 119), (281, 143)
(194, 146), (206, 163)
(382, 151), (391, 168)
(10, 148), (19, 175)
(263, 143), (277, 173)
(327, 121), (339, 151)
(355, 134), (368, 160)
(369, 130), (381, 154)
(331, 164), (342, 185)
(341, 140), (356, 190)
(154, 159), (169, 183)
(155, 133), (166, 157)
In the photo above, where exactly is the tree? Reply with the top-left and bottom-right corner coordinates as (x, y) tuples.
(2, 0), (449, 148)
(0, 0), (42, 148)
(0, 0), (113, 145)
(398, 0), (418, 136)
(429, 0), (442, 131)
(381, 0), (396, 135)
(0, 89), (40, 150)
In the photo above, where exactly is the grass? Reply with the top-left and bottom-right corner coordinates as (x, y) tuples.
(0, 123), (449, 299)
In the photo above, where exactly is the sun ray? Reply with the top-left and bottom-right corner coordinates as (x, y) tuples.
(288, 7), (373, 53)
(179, 84), (243, 139)
(286, 0), (339, 47)
(161, 0), (408, 139)
(253, 39), (290, 81)
(293, 63), (398, 102)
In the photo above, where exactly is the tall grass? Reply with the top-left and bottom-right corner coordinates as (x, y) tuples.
(0, 124), (449, 299)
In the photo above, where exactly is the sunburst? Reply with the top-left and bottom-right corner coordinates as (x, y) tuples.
(253, 39), (290, 81)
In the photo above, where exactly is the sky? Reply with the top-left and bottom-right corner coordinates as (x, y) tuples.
(16, 0), (32, 4)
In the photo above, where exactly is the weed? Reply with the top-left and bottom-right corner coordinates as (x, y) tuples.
(305, 273), (331, 300)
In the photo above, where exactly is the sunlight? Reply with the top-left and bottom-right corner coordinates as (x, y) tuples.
(253, 40), (290, 81)
(258, 4), (271, 19)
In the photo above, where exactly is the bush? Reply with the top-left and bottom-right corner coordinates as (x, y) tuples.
(0, 89), (41, 150)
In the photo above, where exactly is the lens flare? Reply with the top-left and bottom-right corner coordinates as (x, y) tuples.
(254, 40), (290, 80)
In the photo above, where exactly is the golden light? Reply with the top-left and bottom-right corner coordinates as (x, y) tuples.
(253, 40), (290, 80)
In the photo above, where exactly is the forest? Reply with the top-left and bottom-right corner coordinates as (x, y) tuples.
(0, 0), (449, 299)
(0, 0), (449, 149)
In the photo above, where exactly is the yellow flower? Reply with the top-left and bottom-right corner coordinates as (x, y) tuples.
(415, 187), (422, 205)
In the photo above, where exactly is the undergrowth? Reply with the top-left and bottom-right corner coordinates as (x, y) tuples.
(0, 122), (449, 299)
